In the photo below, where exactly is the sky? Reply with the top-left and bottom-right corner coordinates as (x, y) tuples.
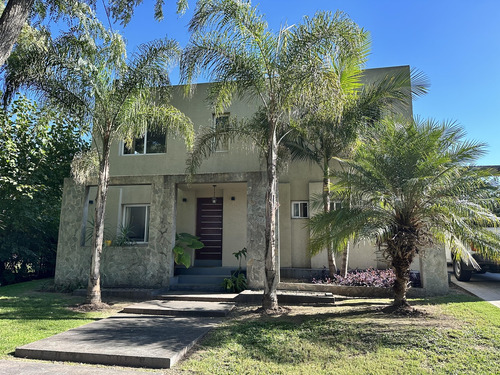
(101, 0), (500, 166)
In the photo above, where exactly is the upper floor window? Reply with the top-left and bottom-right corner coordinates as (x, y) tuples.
(123, 128), (166, 155)
(214, 113), (230, 152)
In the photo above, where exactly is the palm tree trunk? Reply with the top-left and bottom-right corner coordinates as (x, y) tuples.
(392, 251), (411, 307)
(340, 242), (350, 277)
(262, 126), (279, 311)
(340, 188), (352, 277)
(86, 131), (111, 305)
(323, 160), (337, 276)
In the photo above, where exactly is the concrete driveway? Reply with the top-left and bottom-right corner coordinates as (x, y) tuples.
(450, 270), (500, 309)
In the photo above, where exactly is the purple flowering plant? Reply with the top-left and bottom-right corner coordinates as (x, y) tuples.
(312, 268), (421, 288)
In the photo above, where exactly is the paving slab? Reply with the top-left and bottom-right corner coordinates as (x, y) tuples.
(121, 300), (235, 317)
(15, 313), (221, 369)
(0, 359), (162, 375)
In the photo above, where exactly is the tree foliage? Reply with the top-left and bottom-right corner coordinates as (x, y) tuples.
(0, 95), (88, 285)
(0, 0), (189, 67)
(3, 21), (194, 304)
(309, 116), (500, 309)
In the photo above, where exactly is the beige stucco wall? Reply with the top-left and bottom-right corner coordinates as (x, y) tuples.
(278, 183), (292, 268)
(108, 84), (263, 178)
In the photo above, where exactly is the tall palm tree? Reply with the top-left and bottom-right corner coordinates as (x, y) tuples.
(3, 29), (193, 305)
(287, 68), (428, 277)
(181, 0), (369, 311)
(309, 116), (500, 310)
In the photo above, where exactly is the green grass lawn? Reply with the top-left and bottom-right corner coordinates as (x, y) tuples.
(0, 279), (121, 358)
(1, 280), (499, 374)
(179, 290), (500, 375)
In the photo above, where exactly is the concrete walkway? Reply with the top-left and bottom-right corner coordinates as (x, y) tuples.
(14, 298), (235, 369)
(450, 271), (500, 309)
(10, 290), (335, 371)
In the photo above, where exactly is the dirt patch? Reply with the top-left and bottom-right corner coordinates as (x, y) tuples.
(256, 305), (292, 316)
(70, 302), (112, 312)
(381, 304), (428, 317)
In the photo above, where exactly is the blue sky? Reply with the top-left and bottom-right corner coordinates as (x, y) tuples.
(104, 0), (500, 166)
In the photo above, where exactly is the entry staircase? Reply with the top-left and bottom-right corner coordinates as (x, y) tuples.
(170, 266), (236, 292)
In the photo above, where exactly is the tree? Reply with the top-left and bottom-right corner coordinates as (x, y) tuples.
(3, 29), (194, 305)
(0, 0), (188, 67)
(0, 95), (88, 285)
(287, 68), (428, 277)
(309, 116), (500, 310)
(181, 0), (369, 311)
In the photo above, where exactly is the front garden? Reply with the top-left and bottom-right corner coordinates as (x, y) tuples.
(1, 279), (499, 374)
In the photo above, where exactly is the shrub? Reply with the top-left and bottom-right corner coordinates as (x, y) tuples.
(312, 268), (421, 288)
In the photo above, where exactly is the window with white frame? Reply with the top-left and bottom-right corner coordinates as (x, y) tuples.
(122, 205), (150, 243)
(213, 113), (230, 152)
(123, 128), (166, 155)
(291, 201), (309, 218)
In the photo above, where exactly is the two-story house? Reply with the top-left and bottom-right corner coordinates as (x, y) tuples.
(54, 65), (449, 295)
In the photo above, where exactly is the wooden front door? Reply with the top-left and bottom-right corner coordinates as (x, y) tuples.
(196, 198), (223, 260)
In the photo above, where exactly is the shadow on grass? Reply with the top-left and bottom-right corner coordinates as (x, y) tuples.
(0, 280), (103, 322)
(0, 294), (102, 321)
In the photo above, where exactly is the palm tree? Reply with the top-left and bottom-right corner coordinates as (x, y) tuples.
(3, 30), (193, 306)
(309, 116), (500, 310)
(181, 0), (369, 311)
(287, 67), (428, 277)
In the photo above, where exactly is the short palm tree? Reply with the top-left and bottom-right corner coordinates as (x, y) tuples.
(309, 116), (500, 309)
(3, 29), (193, 305)
(181, 0), (369, 311)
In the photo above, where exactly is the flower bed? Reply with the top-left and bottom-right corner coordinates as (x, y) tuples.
(312, 268), (421, 288)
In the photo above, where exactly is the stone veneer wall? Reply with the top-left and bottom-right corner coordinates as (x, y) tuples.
(55, 172), (267, 289)
(54, 179), (91, 288)
(55, 176), (177, 288)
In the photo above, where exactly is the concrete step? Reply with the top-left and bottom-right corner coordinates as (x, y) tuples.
(175, 266), (235, 276)
(177, 274), (227, 285)
(15, 314), (220, 369)
(193, 260), (222, 267)
(121, 300), (235, 317)
(169, 283), (225, 292)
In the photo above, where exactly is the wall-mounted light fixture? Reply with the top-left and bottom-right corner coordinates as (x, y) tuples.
(212, 185), (217, 204)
